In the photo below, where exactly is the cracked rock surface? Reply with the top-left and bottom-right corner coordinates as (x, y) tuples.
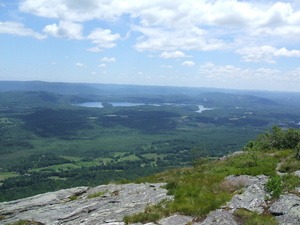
(2, 173), (300, 225)
(0, 183), (172, 225)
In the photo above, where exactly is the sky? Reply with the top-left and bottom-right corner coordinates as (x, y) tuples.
(1, 0), (300, 92)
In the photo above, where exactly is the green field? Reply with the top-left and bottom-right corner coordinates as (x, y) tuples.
(0, 172), (18, 181)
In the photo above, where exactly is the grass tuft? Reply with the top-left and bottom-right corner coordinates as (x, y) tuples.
(233, 209), (279, 225)
(87, 191), (106, 199)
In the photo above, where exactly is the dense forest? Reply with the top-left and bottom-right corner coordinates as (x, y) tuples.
(0, 81), (300, 202)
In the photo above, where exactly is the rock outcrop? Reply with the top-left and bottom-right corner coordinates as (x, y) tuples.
(1, 173), (300, 225)
(0, 183), (172, 225)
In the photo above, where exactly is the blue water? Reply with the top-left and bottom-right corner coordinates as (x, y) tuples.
(74, 102), (212, 113)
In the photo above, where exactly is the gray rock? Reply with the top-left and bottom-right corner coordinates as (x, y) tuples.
(269, 194), (300, 225)
(196, 209), (238, 225)
(0, 186), (89, 215)
(0, 183), (172, 225)
(293, 170), (300, 178)
(225, 175), (268, 214)
(158, 214), (194, 225)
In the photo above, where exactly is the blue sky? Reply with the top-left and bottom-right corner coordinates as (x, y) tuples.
(1, 0), (300, 92)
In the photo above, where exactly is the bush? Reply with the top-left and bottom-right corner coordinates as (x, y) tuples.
(293, 143), (300, 160)
(245, 126), (300, 152)
(265, 175), (283, 199)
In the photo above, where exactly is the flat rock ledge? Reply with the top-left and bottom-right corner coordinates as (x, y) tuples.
(2, 173), (300, 225)
(0, 183), (173, 225)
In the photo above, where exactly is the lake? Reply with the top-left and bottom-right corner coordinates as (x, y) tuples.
(74, 102), (213, 113)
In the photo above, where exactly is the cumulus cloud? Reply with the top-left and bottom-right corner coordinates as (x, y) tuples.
(182, 61), (195, 67)
(236, 46), (300, 63)
(87, 28), (120, 48)
(133, 26), (226, 51)
(17, 0), (300, 53)
(19, 0), (126, 22)
(100, 57), (116, 62)
(43, 21), (84, 39)
(160, 51), (190, 58)
(0, 21), (46, 39)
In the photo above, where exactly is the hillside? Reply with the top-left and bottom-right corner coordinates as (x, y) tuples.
(1, 127), (300, 225)
(3, 81), (300, 203)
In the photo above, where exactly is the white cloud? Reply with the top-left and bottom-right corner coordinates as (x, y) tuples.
(86, 46), (103, 52)
(100, 57), (116, 62)
(161, 65), (173, 68)
(43, 21), (84, 40)
(0, 21), (46, 39)
(18, 0), (300, 52)
(75, 62), (87, 67)
(182, 61), (195, 67)
(19, 0), (127, 22)
(236, 46), (300, 63)
(160, 51), (190, 58)
(87, 28), (120, 48)
(99, 63), (106, 67)
(133, 26), (226, 51)
(199, 62), (280, 81)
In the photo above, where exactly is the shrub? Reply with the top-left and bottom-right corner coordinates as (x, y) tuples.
(293, 143), (300, 160)
(265, 175), (283, 199)
(245, 126), (300, 152)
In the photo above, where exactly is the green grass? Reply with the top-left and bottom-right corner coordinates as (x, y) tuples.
(118, 155), (141, 161)
(123, 199), (172, 224)
(7, 220), (42, 225)
(208, 152), (279, 176)
(0, 172), (18, 181)
(282, 174), (300, 192)
(127, 151), (284, 223)
(28, 163), (80, 172)
(279, 156), (300, 173)
(233, 209), (279, 225)
(87, 191), (106, 199)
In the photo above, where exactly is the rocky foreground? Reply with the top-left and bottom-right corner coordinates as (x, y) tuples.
(1, 173), (300, 225)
